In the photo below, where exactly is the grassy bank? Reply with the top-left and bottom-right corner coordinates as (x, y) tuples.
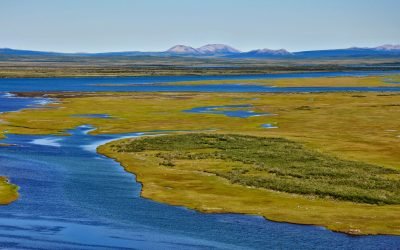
(109, 134), (400, 205)
(2, 91), (399, 168)
(0, 91), (399, 233)
(166, 75), (400, 87)
(0, 177), (18, 205)
(99, 135), (400, 235)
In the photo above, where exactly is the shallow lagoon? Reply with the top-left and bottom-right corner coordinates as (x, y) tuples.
(384, 78), (400, 84)
(184, 105), (270, 118)
(262, 123), (279, 129)
(71, 114), (112, 119)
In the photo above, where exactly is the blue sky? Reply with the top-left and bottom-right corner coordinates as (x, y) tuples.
(0, 0), (399, 52)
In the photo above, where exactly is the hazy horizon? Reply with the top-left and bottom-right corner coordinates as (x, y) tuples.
(2, 43), (400, 54)
(1, 0), (399, 53)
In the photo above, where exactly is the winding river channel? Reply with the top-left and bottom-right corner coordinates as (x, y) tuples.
(1, 72), (400, 249)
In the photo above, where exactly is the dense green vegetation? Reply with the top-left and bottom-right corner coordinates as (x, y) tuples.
(113, 133), (400, 205)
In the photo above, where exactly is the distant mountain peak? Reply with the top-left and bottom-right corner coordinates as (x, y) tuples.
(250, 48), (292, 55)
(166, 44), (240, 55)
(166, 45), (199, 54)
(347, 44), (400, 51)
(2, 43), (400, 58)
(375, 44), (400, 51)
(197, 44), (241, 54)
(232, 48), (293, 58)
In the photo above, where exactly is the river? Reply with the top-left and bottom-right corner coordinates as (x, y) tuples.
(0, 73), (400, 249)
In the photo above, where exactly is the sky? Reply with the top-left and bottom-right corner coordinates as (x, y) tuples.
(0, 0), (399, 53)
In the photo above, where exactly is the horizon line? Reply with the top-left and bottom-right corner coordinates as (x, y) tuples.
(1, 43), (399, 54)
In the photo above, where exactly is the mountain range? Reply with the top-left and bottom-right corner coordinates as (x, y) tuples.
(1, 44), (400, 59)
(166, 44), (241, 55)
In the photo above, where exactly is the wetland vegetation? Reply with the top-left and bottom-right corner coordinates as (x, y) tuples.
(0, 55), (399, 78)
(111, 133), (400, 205)
(1, 87), (400, 234)
(167, 74), (400, 87)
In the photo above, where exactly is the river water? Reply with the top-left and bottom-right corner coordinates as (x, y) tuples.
(0, 71), (400, 92)
(1, 73), (400, 249)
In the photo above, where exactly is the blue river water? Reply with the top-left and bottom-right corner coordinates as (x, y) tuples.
(0, 70), (400, 93)
(71, 114), (113, 119)
(1, 73), (400, 249)
(1, 125), (400, 250)
(0, 93), (53, 113)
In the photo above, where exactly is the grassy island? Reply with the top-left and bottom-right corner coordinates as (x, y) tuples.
(99, 134), (400, 235)
(0, 177), (18, 204)
(104, 134), (400, 205)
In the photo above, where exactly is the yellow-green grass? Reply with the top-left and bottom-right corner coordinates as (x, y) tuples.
(1, 92), (399, 168)
(0, 177), (18, 205)
(2, 55), (400, 78)
(385, 75), (400, 83)
(99, 137), (400, 235)
(107, 133), (400, 205)
(166, 75), (400, 87)
(0, 92), (400, 234)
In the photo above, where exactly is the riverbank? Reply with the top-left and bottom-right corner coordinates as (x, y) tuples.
(1, 90), (399, 235)
(2, 126), (399, 249)
(166, 74), (400, 87)
(98, 135), (400, 235)
(1, 91), (399, 167)
(0, 177), (18, 204)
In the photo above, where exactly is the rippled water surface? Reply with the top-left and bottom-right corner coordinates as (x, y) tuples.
(0, 93), (52, 113)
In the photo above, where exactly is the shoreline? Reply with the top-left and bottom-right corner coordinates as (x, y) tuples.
(97, 136), (400, 237)
(1, 90), (400, 236)
(0, 176), (19, 205)
(0, 69), (399, 80)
